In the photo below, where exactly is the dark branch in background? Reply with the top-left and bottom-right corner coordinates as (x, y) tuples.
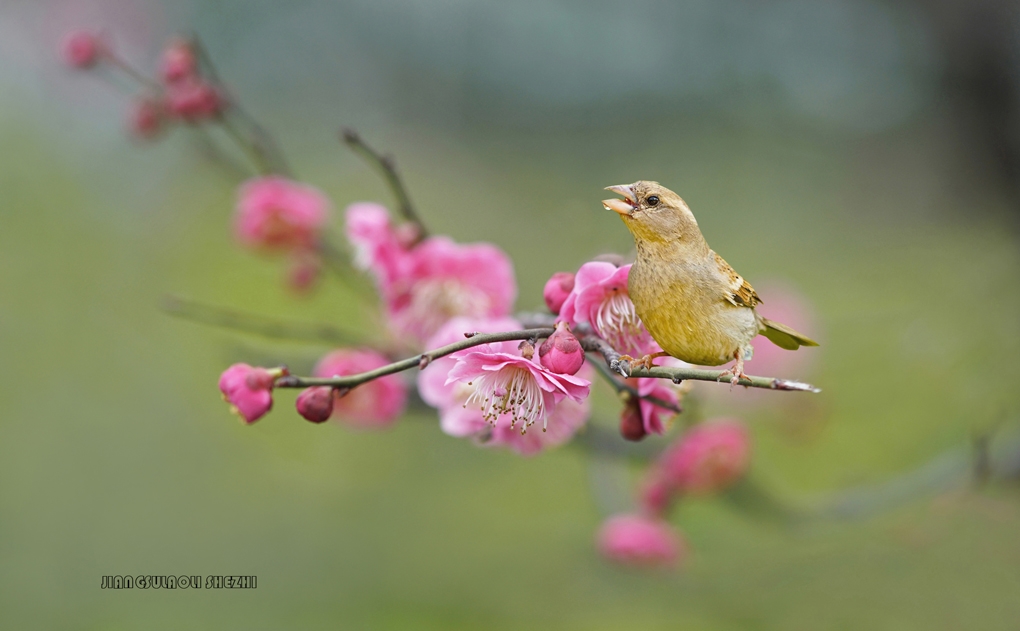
(189, 35), (294, 177)
(315, 236), (381, 302)
(579, 335), (821, 393)
(276, 328), (554, 389)
(162, 294), (366, 346)
(340, 128), (428, 239)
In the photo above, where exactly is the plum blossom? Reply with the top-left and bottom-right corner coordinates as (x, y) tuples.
(218, 363), (284, 424)
(235, 177), (330, 253)
(313, 349), (408, 429)
(559, 262), (656, 357)
(418, 317), (591, 454)
(295, 386), (334, 423)
(597, 514), (685, 568)
(345, 204), (516, 346)
(446, 345), (590, 434)
(166, 78), (224, 122)
(128, 97), (164, 139)
(159, 38), (196, 84)
(659, 419), (751, 495)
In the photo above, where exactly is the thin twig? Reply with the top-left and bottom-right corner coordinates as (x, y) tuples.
(579, 335), (821, 392)
(587, 355), (683, 414)
(189, 35), (294, 177)
(162, 294), (366, 346)
(275, 328), (555, 389)
(339, 127), (427, 237)
(101, 50), (161, 90)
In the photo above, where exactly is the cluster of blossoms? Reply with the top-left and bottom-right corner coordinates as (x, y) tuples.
(63, 31), (226, 138)
(65, 27), (815, 571)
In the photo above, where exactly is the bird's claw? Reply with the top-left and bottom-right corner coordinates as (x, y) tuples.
(716, 366), (750, 386)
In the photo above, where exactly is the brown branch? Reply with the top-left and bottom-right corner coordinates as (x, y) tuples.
(579, 335), (820, 393)
(586, 355), (682, 414)
(275, 327), (554, 389)
(339, 127), (427, 238)
(161, 294), (366, 346)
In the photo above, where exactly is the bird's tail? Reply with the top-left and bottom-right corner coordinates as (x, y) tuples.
(759, 317), (819, 350)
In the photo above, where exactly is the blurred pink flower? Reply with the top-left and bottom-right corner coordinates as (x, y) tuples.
(542, 271), (574, 315)
(749, 280), (821, 377)
(61, 30), (102, 68)
(638, 474), (674, 517)
(127, 96), (164, 139)
(313, 349), (407, 429)
(445, 344), (590, 434)
(234, 177), (330, 253)
(560, 262), (657, 356)
(660, 419), (751, 495)
(597, 514), (685, 568)
(284, 253), (322, 295)
(218, 363), (281, 424)
(631, 376), (682, 436)
(345, 205), (516, 345)
(538, 321), (584, 375)
(159, 38), (196, 83)
(165, 78), (223, 122)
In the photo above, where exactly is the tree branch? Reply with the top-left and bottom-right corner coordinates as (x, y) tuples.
(161, 294), (366, 346)
(579, 335), (821, 392)
(586, 355), (683, 414)
(275, 327), (554, 389)
(339, 127), (428, 238)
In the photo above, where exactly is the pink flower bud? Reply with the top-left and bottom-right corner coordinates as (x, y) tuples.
(538, 321), (584, 375)
(543, 271), (575, 314)
(619, 404), (647, 441)
(166, 78), (223, 122)
(62, 30), (102, 69)
(660, 419), (751, 495)
(128, 97), (164, 139)
(597, 514), (685, 568)
(218, 363), (283, 424)
(159, 38), (196, 84)
(296, 387), (334, 423)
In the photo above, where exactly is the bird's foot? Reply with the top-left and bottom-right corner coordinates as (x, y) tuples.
(716, 358), (749, 386)
(614, 352), (666, 375)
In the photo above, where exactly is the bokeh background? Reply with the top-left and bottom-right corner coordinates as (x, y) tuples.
(3, 0), (1020, 629)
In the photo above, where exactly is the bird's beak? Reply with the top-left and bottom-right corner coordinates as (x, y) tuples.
(602, 184), (636, 216)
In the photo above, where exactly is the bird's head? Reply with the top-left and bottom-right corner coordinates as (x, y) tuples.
(602, 181), (700, 245)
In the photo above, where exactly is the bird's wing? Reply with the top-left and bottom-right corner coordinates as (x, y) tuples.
(713, 252), (762, 308)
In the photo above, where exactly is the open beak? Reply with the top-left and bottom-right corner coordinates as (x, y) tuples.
(602, 184), (636, 216)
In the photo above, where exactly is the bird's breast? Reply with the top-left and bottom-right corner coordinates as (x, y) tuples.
(629, 255), (758, 366)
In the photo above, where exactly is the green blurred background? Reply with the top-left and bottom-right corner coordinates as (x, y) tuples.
(3, 0), (1020, 628)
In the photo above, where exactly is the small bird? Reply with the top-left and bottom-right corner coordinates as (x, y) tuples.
(602, 181), (817, 383)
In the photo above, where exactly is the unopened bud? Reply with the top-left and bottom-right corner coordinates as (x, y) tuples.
(543, 271), (575, 315)
(62, 30), (102, 69)
(296, 386), (334, 423)
(128, 97), (165, 139)
(538, 321), (584, 375)
(619, 404), (647, 441)
(160, 38), (197, 83)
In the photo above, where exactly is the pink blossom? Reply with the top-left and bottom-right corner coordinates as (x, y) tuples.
(218, 363), (282, 424)
(345, 205), (516, 345)
(660, 419), (751, 495)
(538, 321), (584, 375)
(235, 177), (330, 253)
(159, 38), (196, 84)
(560, 262), (657, 356)
(751, 280), (820, 377)
(630, 376), (681, 436)
(128, 97), (164, 139)
(344, 203), (414, 298)
(543, 271), (575, 314)
(445, 345), (590, 434)
(165, 78), (223, 122)
(597, 514), (685, 568)
(295, 387), (334, 424)
(313, 349), (407, 429)
(62, 30), (102, 69)
(639, 474), (674, 516)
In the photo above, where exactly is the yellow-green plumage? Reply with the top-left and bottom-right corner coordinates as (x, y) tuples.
(603, 180), (817, 376)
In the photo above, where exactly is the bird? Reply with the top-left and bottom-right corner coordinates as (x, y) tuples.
(602, 180), (818, 383)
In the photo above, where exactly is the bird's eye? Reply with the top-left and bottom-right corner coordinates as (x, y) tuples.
(646, 195), (659, 207)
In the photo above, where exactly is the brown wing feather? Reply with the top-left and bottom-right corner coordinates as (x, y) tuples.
(713, 252), (762, 308)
